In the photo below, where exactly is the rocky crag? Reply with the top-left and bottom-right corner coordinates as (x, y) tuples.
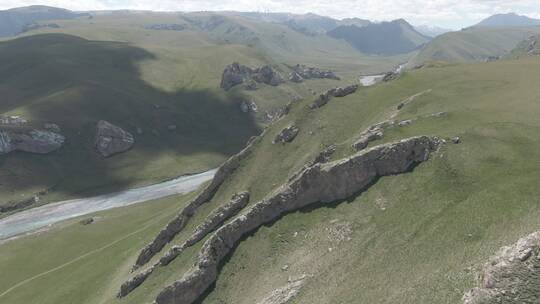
(118, 192), (250, 298)
(220, 63), (284, 91)
(95, 120), (134, 157)
(152, 136), (441, 304)
(289, 64), (340, 83)
(132, 133), (264, 269)
(463, 232), (540, 304)
(310, 84), (359, 109)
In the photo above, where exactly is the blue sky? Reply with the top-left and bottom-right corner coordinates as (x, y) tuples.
(1, 0), (540, 29)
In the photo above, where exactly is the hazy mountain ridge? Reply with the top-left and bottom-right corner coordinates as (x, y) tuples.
(328, 19), (430, 55)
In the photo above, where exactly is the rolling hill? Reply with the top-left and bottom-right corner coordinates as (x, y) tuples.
(328, 19), (430, 55)
(409, 26), (540, 66)
(2, 51), (540, 304)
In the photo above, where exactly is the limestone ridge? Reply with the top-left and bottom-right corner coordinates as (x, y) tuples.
(118, 192), (250, 298)
(463, 232), (540, 304)
(132, 132), (264, 269)
(153, 136), (441, 304)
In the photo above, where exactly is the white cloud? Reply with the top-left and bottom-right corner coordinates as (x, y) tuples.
(1, 0), (540, 29)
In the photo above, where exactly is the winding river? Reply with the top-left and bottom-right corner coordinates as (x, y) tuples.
(0, 169), (217, 241)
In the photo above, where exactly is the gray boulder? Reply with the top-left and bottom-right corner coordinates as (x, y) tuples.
(95, 120), (134, 157)
(333, 84), (359, 97)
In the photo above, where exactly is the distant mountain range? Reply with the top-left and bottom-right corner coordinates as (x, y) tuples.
(475, 13), (540, 27)
(0, 5), (87, 37)
(328, 19), (431, 55)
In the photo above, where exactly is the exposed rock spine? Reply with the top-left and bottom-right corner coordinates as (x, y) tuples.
(154, 136), (441, 304)
(132, 132), (264, 269)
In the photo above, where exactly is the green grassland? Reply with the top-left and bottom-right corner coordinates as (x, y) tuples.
(409, 26), (540, 66)
(0, 12), (409, 210)
(2, 53), (540, 303)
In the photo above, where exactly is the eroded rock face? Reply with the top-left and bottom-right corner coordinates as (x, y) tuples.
(0, 115), (27, 126)
(95, 120), (134, 157)
(273, 125), (299, 144)
(154, 136), (440, 304)
(0, 129), (65, 155)
(463, 232), (540, 304)
(240, 100), (258, 113)
(132, 133), (264, 269)
(220, 63), (284, 90)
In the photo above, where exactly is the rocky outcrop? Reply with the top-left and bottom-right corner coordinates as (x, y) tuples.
(132, 134), (263, 269)
(333, 84), (359, 97)
(252, 65), (284, 86)
(0, 129), (65, 155)
(291, 64), (340, 82)
(118, 193), (250, 298)
(309, 84), (359, 109)
(220, 63), (284, 91)
(463, 232), (540, 304)
(309, 145), (336, 166)
(352, 121), (394, 151)
(95, 120), (134, 157)
(382, 71), (399, 82)
(273, 125), (299, 144)
(159, 192), (250, 266)
(154, 136), (441, 304)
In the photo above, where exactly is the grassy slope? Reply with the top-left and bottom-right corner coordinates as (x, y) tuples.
(409, 27), (540, 66)
(0, 12), (407, 209)
(2, 55), (540, 303)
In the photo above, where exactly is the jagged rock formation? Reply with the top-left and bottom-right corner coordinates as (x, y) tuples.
(310, 84), (358, 109)
(153, 136), (441, 304)
(220, 63), (284, 91)
(0, 129), (65, 155)
(95, 120), (134, 157)
(118, 193), (250, 298)
(463, 232), (540, 304)
(289, 65), (340, 83)
(273, 125), (299, 144)
(132, 134), (263, 269)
